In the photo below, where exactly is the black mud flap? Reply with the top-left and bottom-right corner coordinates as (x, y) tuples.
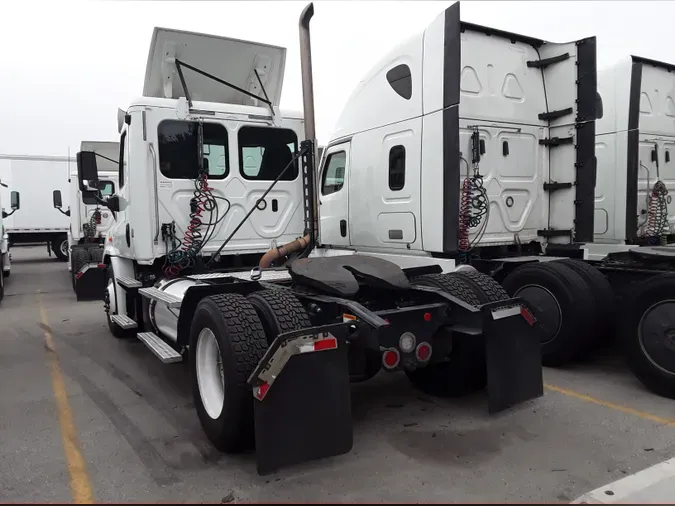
(75, 264), (106, 301)
(249, 323), (353, 476)
(481, 299), (544, 414)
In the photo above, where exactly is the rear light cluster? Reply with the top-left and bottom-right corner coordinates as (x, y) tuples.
(381, 311), (434, 370)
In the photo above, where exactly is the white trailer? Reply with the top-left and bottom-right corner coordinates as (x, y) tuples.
(0, 178), (19, 302)
(53, 141), (120, 299)
(0, 154), (72, 261)
(76, 5), (544, 475)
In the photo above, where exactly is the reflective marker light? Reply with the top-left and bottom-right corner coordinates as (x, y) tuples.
(423, 312), (432, 322)
(520, 306), (536, 326)
(399, 332), (416, 353)
(382, 348), (400, 369)
(416, 342), (432, 363)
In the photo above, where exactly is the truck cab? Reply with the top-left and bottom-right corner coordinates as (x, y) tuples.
(98, 27), (306, 272)
(594, 55), (675, 246)
(0, 182), (19, 301)
(315, 2), (596, 266)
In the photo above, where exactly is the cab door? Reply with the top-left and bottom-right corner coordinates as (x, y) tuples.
(318, 143), (351, 247)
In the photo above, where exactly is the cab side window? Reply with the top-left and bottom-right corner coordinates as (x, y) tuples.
(321, 151), (347, 196)
(118, 131), (127, 188)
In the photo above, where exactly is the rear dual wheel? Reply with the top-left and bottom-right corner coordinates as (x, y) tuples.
(622, 274), (675, 399)
(190, 289), (310, 453)
(406, 270), (509, 397)
(501, 259), (614, 366)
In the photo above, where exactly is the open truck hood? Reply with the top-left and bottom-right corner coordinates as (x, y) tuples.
(80, 141), (120, 173)
(142, 27), (287, 107)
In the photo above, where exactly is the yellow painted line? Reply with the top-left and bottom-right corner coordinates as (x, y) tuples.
(545, 383), (675, 427)
(37, 292), (95, 504)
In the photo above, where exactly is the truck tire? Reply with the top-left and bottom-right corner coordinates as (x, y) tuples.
(71, 249), (89, 290)
(104, 264), (133, 339)
(451, 269), (509, 301)
(52, 237), (69, 262)
(502, 261), (595, 366)
(405, 273), (488, 397)
(623, 274), (675, 399)
(0, 263), (4, 303)
(190, 293), (268, 452)
(247, 289), (311, 343)
(555, 258), (616, 346)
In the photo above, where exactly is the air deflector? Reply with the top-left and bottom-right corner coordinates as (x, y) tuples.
(143, 27), (287, 106)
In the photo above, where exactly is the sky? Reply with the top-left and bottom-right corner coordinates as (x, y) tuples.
(1, 0), (674, 157)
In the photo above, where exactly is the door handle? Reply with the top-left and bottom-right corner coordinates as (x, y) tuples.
(340, 219), (347, 237)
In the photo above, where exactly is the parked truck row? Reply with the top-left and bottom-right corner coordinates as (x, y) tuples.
(4, 0), (675, 476)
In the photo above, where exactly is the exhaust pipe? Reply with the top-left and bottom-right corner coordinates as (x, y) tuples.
(259, 3), (317, 270)
(299, 2), (316, 144)
(259, 234), (311, 269)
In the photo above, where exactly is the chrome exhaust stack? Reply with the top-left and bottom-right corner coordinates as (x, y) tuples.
(299, 2), (316, 145)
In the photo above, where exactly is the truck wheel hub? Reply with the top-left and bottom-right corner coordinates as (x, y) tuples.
(196, 328), (225, 420)
(639, 300), (675, 374)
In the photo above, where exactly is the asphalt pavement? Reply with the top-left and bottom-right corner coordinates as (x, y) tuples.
(1, 246), (675, 503)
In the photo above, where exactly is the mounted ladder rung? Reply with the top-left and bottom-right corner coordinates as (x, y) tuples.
(117, 276), (142, 289)
(137, 332), (183, 364)
(138, 287), (182, 308)
(538, 107), (573, 121)
(539, 136), (574, 147)
(526, 52), (570, 69)
(110, 314), (138, 330)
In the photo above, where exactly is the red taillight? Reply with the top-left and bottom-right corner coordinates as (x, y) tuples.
(416, 342), (432, 363)
(520, 306), (536, 326)
(75, 272), (84, 280)
(97, 263), (106, 269)
(423, 312), (432, 322)
(382, 349), (400, 370)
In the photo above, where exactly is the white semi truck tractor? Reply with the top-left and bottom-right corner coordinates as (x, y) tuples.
(75, 4), (544, 475)
(0, 179), (19, 302)
(53, 141), (120, 300)
(314, 3), (675, 399)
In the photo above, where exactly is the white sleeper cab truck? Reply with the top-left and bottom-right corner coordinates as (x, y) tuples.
(76, 10), (543, 475)
(316, 1), (599, 364)
(0, 154), (71, 261)
(53, 141), (120, 299)
(595, 55), (675, 248)
(318, 3), (675, 399)
(0, 179), (18, 302)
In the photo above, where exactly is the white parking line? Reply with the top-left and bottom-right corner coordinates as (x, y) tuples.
(572, 457), (675, 504)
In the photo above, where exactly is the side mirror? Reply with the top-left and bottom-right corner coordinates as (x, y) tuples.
(77, 151), (99, 192)
(106, 195), (121, 213)
(10, 191), (20, 211)
(53, 190), (63, 209)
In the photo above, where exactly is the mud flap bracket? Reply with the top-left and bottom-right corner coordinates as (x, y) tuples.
(248, 322), (353, 476)
(482, 300), (544, 414)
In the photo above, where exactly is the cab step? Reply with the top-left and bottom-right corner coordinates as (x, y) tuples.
(117, 276), (142, 289)
(137, 332), (183, 363)
(110, 314), (138, 330)
(138, 287), (182, 308)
